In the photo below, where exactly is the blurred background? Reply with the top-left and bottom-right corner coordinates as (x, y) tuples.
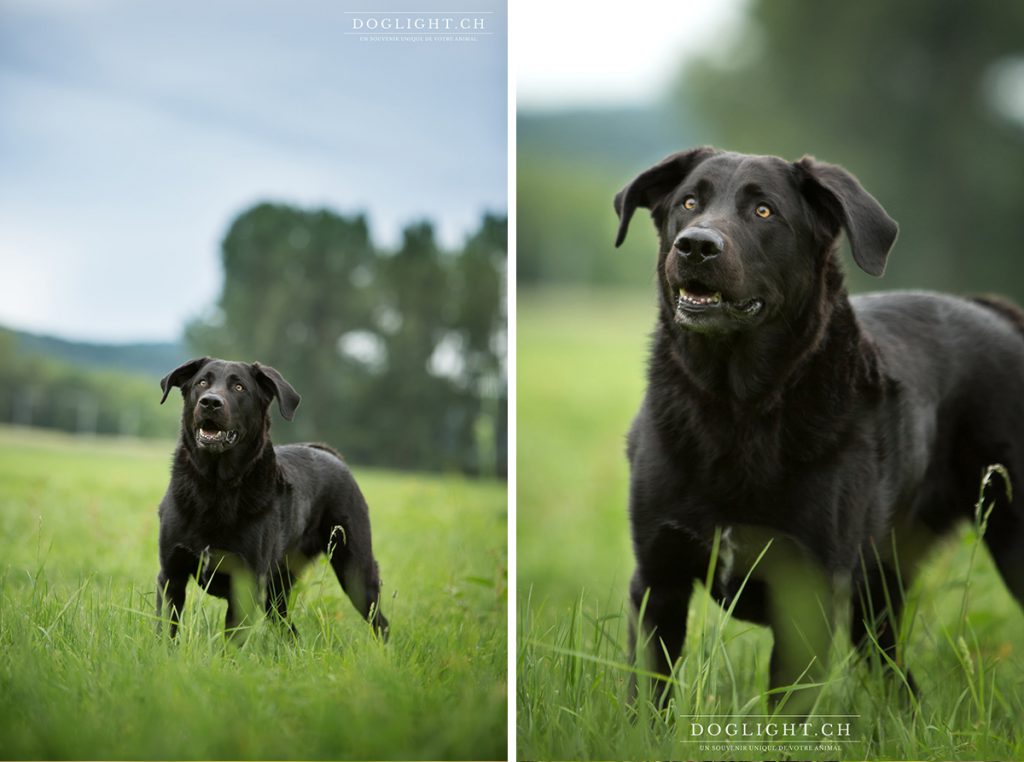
(517, 0), (1024, 630)
(0, 0), (508, 476)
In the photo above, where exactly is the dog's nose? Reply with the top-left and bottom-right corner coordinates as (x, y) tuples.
(674, 228), (724, 263)
(198, 394), (224, 410)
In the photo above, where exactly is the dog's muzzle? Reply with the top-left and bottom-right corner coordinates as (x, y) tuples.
(193, 396), (240, 452)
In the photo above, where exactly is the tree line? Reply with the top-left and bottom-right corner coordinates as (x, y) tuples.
(0, 204), (507, 478)
(0, 330), (179, 438)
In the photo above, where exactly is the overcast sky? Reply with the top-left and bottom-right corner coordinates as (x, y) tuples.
(515, 0), (748, 110)
(0, 0), (507, 342)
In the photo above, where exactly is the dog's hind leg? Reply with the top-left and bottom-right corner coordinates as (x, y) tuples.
(987, 527), (1024, 604)
(330, 552), (389, 641)
(981, 479), (1024, 606)
(326, 520), (389, 641)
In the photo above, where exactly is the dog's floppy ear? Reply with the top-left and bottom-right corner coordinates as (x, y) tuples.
(614, 146), (717, 247)
(159, 357), (211, 404)
(252, 362), (301, 421)
(797, 157), (898, 277)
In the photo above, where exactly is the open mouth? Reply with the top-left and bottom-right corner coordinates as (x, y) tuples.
(195, 424), (239, 449)
(675, 281), (765, 319)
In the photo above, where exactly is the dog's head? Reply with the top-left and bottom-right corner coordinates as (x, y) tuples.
(614, 147), (898, 334)
(159, 357), (300, 455)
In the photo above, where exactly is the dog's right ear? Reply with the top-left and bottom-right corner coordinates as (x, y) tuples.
(614, 147), (717, 247)
(159, 357), (211, 404)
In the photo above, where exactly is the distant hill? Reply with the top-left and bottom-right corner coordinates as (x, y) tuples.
(518, 104), (698, 172)
(10, 328), (185, 377)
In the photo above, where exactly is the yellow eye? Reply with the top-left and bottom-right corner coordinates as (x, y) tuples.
(682, 196), (697, 210)
(198, 379), (208, 388)
(755, 203), (772, 219)
(234, 383), (245, 393)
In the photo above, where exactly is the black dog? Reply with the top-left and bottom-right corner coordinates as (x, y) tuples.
(614, 147), (1024, 708)
(155, 357), (389, 641)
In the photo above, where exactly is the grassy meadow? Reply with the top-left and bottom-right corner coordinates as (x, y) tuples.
(0, 426), (506, 760)
(517, 287), (1024, 761)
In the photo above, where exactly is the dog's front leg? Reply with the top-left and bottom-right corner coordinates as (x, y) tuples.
(628, 568), (694, 711)
(224, 566), (264, 642)
(156, 570), (187, 638)
(625, 515), (709, 715)
(739, 530), (835, 715)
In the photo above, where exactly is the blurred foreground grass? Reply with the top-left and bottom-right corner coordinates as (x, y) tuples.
(517, 287), (1024, 761)
(0, 426), (506, 760)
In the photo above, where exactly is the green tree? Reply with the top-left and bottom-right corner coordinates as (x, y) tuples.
(187, 203), (508, 475)
(371, 222), (454, 469)
(450, 214), (507, 476)
(187, 203), (379, 443)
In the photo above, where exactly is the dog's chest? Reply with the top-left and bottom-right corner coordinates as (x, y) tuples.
(656, 407), (797, 496)
(715, 524), (833, 596)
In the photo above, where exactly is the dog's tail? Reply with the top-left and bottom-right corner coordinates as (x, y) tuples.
(970, 294), (1024, 340)
(305, 442), (346, 462)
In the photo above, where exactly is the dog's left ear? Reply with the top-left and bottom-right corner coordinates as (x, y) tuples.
(614, 146), (717, 247)
(159, 357), (211, 404)
(797, 157), (899, 277)
(252, 363), (301, 421)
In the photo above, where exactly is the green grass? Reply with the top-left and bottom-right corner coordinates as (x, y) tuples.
(0, 426), (506, 760)
(517, 287), (1024, 761)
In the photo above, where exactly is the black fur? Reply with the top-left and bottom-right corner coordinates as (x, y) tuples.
(155, 357), (389, 641)
(615, 147), (1024, 707)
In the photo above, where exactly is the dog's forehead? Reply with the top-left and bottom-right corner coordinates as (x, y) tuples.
(692, 152), (794, 189)
(197, 359), (255, 382)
